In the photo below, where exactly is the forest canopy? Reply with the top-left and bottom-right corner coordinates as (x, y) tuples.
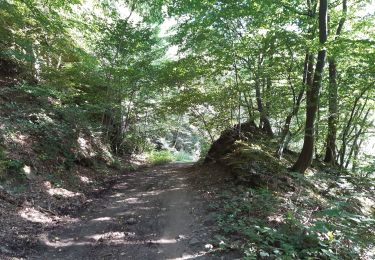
(3, 0), (372, 172)
(1, 0), (375, 259)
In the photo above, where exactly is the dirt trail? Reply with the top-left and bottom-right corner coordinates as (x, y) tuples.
(29, 163), (231, 260)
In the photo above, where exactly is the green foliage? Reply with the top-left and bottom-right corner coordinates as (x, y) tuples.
(109, 159), (122, 170)
(174, 150), (193, 162)
(0, 146), (25, 182)
(198, 141), (211, 161)
(0, 146), (6, 175)
(213, 175), (375, 259)
(147, 150), (174, 165)
(0, 158), (26, 182)
(0, 1), (374, 257)
(147, 149), (194, 164)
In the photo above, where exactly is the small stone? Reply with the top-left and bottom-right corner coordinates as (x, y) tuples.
(126, 218), (137, 225)
(204, 244), (213, 250)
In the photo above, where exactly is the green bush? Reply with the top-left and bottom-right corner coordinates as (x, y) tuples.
(214, 186), (375, 259)
(174, 150), (193, 162)
(0, 147), (6, 178)
(199, 141), (211, 160)
(0, 159), (26, 181)
(109, 159), (122, 170)
(147, 150), (174, 165)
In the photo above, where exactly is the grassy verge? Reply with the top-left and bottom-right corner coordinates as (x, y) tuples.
(147, 150), (194, 165)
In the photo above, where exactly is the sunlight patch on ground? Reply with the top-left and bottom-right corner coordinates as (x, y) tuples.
(91, 217), (113, 222)
(40, 234), (91, 248)
(166, 252), (207, 260)
(19, 207), (59, 223)
(77, 136), (95, 157)
(151, 238), (178, 244)
(9, 133), (28, 145)
(79, 175), (92, 183)
(110, 192), (124, 198)
(142, 187), (183, 195)
(88, 231), (126, 241)
(134, 206), (156, 211)
(47, 187), (82, 198)
(123, 197), (142, 204)
(115, 210), (137, 216)
(141, 190), (164, 196)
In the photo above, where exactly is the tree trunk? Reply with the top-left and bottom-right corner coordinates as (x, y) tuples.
(277, 53), (313, 158)
(338, 89), (368, 167)
(291, 0), (328, 173)
(344, 108), (370, 169)
(255, 55), (273, 137)
(324, 57), (338, 163)
(324, 0), (347, 164)
(255, 81), (273, 136)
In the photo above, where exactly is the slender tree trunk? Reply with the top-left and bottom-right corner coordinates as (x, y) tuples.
(255, 81), (273, 136)
(324, 57), (338, 163)
(291, 0), (328, 173)
(254, 55), (273, 137)
(351, 135), (365, 172)
(233, 61), (242, 133)
(338, 89), (368, 167)
(277, 1), (318, 158)
(314, 92), (321, 157)
(277, 53), (313, 158)
(324, 0), (347, 164)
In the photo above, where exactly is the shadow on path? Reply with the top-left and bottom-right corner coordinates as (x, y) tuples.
(29, 163), (225, 260)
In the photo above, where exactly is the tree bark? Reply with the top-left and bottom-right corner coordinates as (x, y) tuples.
(324, 57), (338, 163)
(277, 53), (313, 158)
(277, 1), (318, 158)
(291, 0), (328, 173)
(255, 55), (273, 137)
(324, 0), (347, 164)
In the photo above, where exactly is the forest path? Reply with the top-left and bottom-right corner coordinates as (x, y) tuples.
(30, 163), (226, 260)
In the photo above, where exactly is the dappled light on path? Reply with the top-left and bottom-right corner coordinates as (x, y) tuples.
(30, 163), (220, 259)
(19, 207), (60, 224)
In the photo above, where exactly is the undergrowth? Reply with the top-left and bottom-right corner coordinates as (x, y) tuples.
(147, 150), (175, 165)
(0, 83), (131, 196)
(214, 184), (374, 259)
(174, 150), (193, 162)
(211, 138), (375, 259)
(147, 150), (194, 165)
(0, 147), (27, 183)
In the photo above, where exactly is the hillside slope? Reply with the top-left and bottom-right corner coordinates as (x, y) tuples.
(0, 81), (139, 257)
(200, 124), (375, 259)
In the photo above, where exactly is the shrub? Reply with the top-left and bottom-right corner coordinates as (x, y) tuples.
(0, 147), (6, 179)
(214, 185), (375, 259)
(0, 158), (26, 181)
(199, 141), (211, 160)
(174, 150), (193, 162)
(147, 150), (174, 165)
(109, 159), (122, 170)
